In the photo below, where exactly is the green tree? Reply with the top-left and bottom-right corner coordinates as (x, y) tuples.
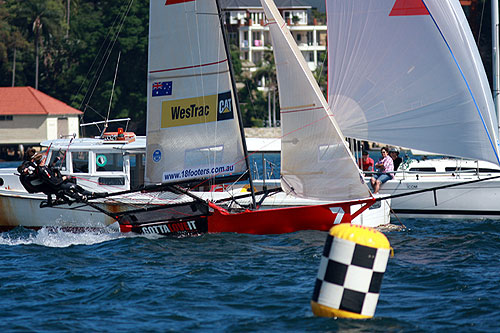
(252, 50), (278, 127)
(314, 51), (327, 97)
(0, 1), (29, 86)
(230, 44), (242, 80)
(311, 9), (326, 25)
(238, 76), (268, 127)
(66, 0), (149, 136)
(8, 0), (66, 89)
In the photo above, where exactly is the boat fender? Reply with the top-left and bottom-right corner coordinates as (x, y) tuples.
(240, 184), (257, 193)
(311, 224), (392, 319)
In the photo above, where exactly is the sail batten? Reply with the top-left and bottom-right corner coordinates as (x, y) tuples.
(149, 59), (228, 74)
(261, 0), (372, 201)
(328, 0), (500, 165)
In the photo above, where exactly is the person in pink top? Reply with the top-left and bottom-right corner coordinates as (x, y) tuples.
(370, 147), (394, 194)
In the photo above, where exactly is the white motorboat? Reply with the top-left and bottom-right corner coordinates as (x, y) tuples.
(320, 0), (500, 220)
(246, 138), (500, 220)
(378, 157), (500, 219)
(0, 132), (147, 231)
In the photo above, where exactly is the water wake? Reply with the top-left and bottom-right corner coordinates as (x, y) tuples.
(0, 223), (124, 247)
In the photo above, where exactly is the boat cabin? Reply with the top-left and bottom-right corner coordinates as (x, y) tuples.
(397, 158), (500, 177)
(0, 132), (146, 194)
(40, 133), (146, 193)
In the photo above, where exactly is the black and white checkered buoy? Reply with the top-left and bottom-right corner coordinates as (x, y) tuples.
(311, 224), (393, 319)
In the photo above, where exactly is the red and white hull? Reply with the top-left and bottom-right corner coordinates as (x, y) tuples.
(118, 199), (376, 236)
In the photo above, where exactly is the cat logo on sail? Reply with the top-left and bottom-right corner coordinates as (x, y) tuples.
(161, 91), (234, 128)
(217, 91), (234, 121)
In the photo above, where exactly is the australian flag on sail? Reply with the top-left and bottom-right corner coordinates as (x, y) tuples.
(152, 81), (172, 97)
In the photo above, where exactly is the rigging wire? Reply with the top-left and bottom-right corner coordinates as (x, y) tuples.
(476, 0), (486, 46)
(76, 0), (135, 130)
(83, 0), (133, 114)
(102, 51), (122, 137)
(70, 4), (123, 108)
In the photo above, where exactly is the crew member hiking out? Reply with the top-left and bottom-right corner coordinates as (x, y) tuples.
(17, 148), (45, 194)
(32, 153), (106, 206)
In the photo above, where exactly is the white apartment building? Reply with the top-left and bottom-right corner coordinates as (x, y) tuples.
(221, 0), (327, 72)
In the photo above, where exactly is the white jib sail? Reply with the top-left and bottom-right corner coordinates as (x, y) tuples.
(327, 0), (500, 165)
(261, 0), (372, 201)
(145, 0), (246, 185)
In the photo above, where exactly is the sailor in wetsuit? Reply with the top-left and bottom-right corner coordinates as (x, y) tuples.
(17, 148), (48, 194)
(32, 153), (96, 205)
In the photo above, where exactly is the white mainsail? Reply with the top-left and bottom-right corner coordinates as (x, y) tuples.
(260, 0), (372, 201)
(327, 0), (500, 165)
(145, 0), (246, 185)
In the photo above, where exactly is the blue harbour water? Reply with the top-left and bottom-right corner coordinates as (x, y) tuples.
(0, 218), (499, 332)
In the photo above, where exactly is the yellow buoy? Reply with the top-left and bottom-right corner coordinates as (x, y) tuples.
(311, 224), (392, 319)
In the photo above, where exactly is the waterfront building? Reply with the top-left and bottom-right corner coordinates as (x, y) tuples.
(0, 86), (81, 159)
(221, 0), (326, 73)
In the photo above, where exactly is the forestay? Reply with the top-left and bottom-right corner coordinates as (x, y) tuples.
(327, 0), (500, 165)
(145, 0), (246, 185)
(261, 0), (372, 201)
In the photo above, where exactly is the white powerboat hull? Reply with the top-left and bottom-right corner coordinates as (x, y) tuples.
(0, 190), (116, 231)
(379, 176), (500, 219)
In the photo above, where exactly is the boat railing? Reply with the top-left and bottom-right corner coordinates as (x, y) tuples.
(252, 158), (280, 181)
(363, 168), (500, 180)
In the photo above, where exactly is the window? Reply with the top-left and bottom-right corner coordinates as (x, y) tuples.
(0, 115), (13, 121)
(48, 150), (67, 171)
(252, 31), (260, 42)
(129, 153), (146, 189)
(444, 167), (500, 173)
(228, 32), (238, 45)
(409, 167), (436, 172)
(95, 153), (123, 172)
(72, 151), (89, 173)
(307, 31), (313, 45)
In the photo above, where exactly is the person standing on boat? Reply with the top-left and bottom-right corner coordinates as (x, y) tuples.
(358, 150), (374, 171)
(370, 147), (394, 194)
(389, 147), (402, 170)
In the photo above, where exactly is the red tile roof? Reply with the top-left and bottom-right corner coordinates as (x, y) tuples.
(0, 86), (83, 115)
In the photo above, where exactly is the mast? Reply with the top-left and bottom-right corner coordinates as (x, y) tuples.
(215, 0), (257, 209)
(101, 51), (121, 138)
(493, 0), (500, 131)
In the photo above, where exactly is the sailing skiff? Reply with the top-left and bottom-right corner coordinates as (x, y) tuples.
(113, 0), (377, 235)
(0, 0), (385, 235)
